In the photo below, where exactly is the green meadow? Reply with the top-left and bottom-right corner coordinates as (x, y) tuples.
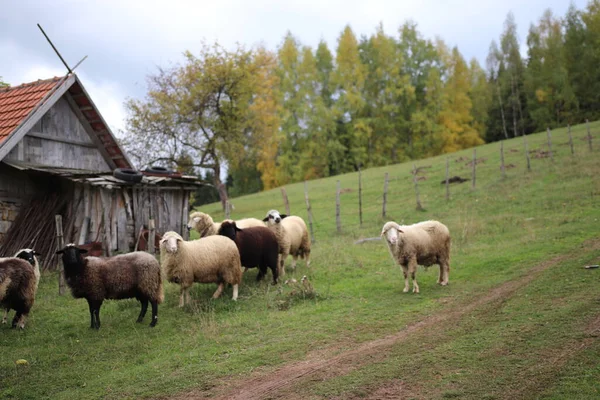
(1, 122), (599, 399)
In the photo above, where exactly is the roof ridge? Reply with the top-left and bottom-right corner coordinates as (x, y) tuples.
(0, 76), (64, 94)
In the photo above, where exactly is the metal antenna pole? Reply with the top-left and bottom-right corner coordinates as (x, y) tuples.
(71, 55), (88, 72)
(37, 23), (72, 73)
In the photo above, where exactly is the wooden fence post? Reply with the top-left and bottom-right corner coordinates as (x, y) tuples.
(546, 127), (554, 162)
(524, 134), (531, 171)
(472, 148), (477, 190)
(280, 187), (290, 215)
(225, 200), (230, 219)
(413, 164), (423, 211)
(304, 181), (315, 243)
(568, 124), (574, 156)
(382, 172), (389, 218)
(55, 215), (66, 295)
(500, 141), (506, 179)
(445, 157), (450, 201)
(336, 180), (341, 233)
(586, 119), (593, 151)
(358, 167), (363, 227)
(148, 216), (155, 255)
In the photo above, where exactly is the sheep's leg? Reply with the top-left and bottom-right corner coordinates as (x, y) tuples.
(11, 311), (24, 329)
(212, 283), (225, 299)
(232, 284), (239, 301)
(305, 251), (311, 268)
(437, 264), (444, 284)
(408, 259), (419, 294)
(271, 264), (279, 285)
(93, 301), (103, 329)
(87, 300), (96, 328)
(137, 298), (149, 323)
(401, 265), (410, 293)
(149, 300), (158, 327)
(179, 286), (189, 307)
(440, 260), (450, 286)
(291, 255), (298, 270)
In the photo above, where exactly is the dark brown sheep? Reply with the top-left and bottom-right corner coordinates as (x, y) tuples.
(56, 244), (164, 329)
(218, 220), (280, 284)
(0, 256), (38, 329)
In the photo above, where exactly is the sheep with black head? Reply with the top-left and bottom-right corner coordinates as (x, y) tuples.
(218, 220), (280, 284)
(56, 244), (163, 329)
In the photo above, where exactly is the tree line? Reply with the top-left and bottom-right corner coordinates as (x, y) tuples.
(121, 1), (600, 208)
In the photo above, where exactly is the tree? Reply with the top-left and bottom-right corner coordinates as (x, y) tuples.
(468, 58), (492, 140)
(0, 77), (8, 88)
(123, 43), (277, 210)
(485, 40), (509, 141)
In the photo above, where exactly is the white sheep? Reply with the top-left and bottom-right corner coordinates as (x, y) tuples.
(159, 231), (243, 306)
(381, 220), (451, 294)
(187, 211), (264, 238)
(0, 249), (41, 329)
(263, 210), (311, 277)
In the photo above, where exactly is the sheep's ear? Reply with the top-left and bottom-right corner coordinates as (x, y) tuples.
(193, 217), (200, 222)
(262, 217), (269, 222)
(34, 251), (42, 256)
(395, 224), (404, 233)
(280, 214), (288, 219)
(80, 248), (88, 254)
(235, 225), (242, 232)
(55, 249), (64, 255)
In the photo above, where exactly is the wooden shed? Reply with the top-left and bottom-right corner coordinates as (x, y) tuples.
(0, 74), (199, 269)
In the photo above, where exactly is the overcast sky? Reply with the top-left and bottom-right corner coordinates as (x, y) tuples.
(0, 0), (586, 136)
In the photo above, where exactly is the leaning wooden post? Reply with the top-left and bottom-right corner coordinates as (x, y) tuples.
(413, 164), (423, 211)
(586, 119), (593, 151)
(471, 148), (477, 190)
(568, 124), (574, 156)
(281, 187), (290, 215)
(546, 127), (554, 162)
(445, 157), (450, 201)
(304, 181), (315, 243)
(382, 172), (389, 218)
(55, 215), (66, 295)
(523, 134), (531, 171)
(500, 141), (506, 179)
(358, 167), (363, 227)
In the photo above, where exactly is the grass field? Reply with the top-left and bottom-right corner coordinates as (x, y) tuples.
(1, 123), (599, 400)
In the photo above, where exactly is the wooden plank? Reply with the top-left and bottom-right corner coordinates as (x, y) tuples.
(26, 131), (97, 148)
(55, 215), (66, 295)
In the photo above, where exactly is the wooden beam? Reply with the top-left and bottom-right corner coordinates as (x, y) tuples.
(0, 75), (75, 161)
(26, 131), (97, 148)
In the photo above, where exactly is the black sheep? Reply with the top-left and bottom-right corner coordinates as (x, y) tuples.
(218, 221), (280, 284)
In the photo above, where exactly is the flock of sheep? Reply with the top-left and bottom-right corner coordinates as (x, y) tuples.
(0, 207), (451, 330)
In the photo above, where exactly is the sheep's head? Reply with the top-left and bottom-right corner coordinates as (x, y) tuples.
(160, 231), (184, 254)
(381, 222), (403, 245)
(263, 209), (287, 226)
(56, 244), (88, 266)
(14, 248), (41, 267)
(187, 212), (213, 237)
(218, 220), (241, 241)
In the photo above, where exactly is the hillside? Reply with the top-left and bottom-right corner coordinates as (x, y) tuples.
(1, 122), (599, 400)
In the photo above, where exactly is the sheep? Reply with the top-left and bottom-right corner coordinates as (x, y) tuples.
(55, 244), (164, 329)
(159, 231), (243, 306)
(217, 220), (280, 284)
(263, 210), (311, 277)
(0, 249), (41, 329)
(380, 220), (451, 294)
(187, 211), (264, 238)
(1, 249), (41, 326)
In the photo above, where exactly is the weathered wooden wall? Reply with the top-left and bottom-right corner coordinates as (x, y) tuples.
(0, 163), (37, 240)
(4, 97), (111, 171)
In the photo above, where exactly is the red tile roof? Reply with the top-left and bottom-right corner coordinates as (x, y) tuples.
(0, 77), (64, 145)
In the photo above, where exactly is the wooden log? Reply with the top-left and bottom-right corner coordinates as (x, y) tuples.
(77, 217), (90, 245)
(304, 181), (315, 243)
(182, 190), (190, 240)
(382, 172), (389, 218)
(281, 187), (290, 215)
(148, 217), (156, 255)
(336, 180), (341, 233)
(55, 215), (66, 296)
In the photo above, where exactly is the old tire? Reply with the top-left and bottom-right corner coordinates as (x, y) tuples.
(113, 168), (143, 183)
(144, 166), (172, 175)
